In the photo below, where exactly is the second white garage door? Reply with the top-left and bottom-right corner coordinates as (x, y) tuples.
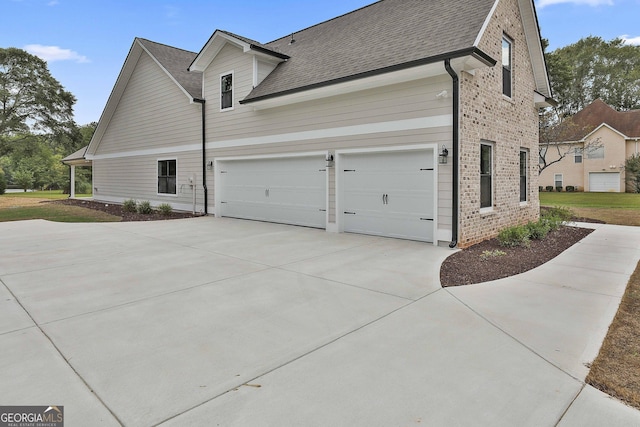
(217, 155), (327, 228)
(589, 172), (620, 192)
(339, 149), (435, 242)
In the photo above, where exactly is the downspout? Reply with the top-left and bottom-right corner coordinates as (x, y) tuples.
(194, 98), (208, 214)
(444, 59), (459, 248)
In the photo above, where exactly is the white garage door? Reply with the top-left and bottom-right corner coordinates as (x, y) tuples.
(217, 156), (326, 228)
(340, 149), (435, 242)
(589, 172), (620, 192)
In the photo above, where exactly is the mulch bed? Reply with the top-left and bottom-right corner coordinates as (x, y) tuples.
(440, 225), (594, 287)
(53, 199), (201, 221)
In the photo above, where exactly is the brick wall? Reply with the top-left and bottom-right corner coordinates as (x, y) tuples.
(457, 0), (541, 247)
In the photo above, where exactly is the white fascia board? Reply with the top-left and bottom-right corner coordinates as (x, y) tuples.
(519, 0), (552, 97)
(473, 0), (500, 47)
(245, 60), (481, 110)
(190, 31), (250, 72)
(582, 123), (629, 142)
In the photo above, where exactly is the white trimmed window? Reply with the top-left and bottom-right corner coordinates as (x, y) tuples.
(502, 35), (513, 98)
(586, 146), (604, 159)
(480, 142), (494, 209)
(554, 173), (563, 188)
(520, 149), (528, 202)
(158, 159), (177, 194)
(220, 72), (233, 111)
(574, 147), (583, 163)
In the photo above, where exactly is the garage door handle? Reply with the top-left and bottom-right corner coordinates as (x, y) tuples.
(420, 218), (434, 221)
(344, 169), (356, 172)
(344, 211), (356, 215)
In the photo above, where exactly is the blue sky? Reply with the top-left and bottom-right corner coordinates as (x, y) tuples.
(2, 0), (639, 126)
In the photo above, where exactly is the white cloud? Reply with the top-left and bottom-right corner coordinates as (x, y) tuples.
(24, 44), (89, 63)
(537, 0), (614, 7)
(621, 35), (640, 46)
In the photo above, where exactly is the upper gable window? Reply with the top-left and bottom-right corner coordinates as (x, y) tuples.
(220, 72), (233, 111)
(502, 36), (513, 98)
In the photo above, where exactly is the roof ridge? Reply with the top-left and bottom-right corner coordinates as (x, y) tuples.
(264, 0), (381, 46)
(136, 37), (198, 55)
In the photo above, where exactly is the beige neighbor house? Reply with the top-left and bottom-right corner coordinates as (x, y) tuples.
(540, 99), (640, 193)
(84, 0), (553, 248)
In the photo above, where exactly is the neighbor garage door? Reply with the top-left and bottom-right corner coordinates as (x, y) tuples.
(217, 155), (326, 228)
(340, 149), (435, 242)
(589, 172), (620, 192)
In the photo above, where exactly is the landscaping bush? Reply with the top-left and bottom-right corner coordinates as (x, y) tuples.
(555, 186), (563, 192)
(498, 225), (530, 248)
(123, 199), (137, 213)
(137, 200), (153, 214)
(527, 220), (551, 240)
(541, 205), (574, 231)
(545, 186), (554, 192)
(157, 203), (173, 216)
(566, 185), (575, 192)
(539, 186), (543, 192)
(0, 172), (6, 195)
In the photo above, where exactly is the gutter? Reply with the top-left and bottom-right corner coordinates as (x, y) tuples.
(193, 98), (208, 214)
(444, 59), (459, 248)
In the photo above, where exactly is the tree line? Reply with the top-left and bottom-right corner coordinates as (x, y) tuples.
(0, 47), (93, 194)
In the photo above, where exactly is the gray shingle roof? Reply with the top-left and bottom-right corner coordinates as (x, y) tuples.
(138, 38), (202, 99)
(243, 0), (496, 102)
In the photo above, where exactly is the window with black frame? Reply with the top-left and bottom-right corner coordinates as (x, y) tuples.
(158, 159), (176, 194)
(520, 149), (528, 202)
(480, 143), (493, 209)
(502, 36), (512, 98)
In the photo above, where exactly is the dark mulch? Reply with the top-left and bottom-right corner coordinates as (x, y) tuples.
(440, 226), (594, 287)
(53, 199), (201, 221)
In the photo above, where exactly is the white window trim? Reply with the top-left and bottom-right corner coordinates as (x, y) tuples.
(554, 173), (563, 188)
(574, 147), (583, 163)
(157, 157), (178, 197)
(220, 70), (234, 112)
(480, 141), (494, 213)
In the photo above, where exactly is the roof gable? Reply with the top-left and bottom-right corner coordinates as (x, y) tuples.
(559, 99), (640, 141)
(87, 39), (202, 156)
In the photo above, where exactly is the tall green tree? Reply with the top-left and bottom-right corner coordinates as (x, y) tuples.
(546, 37), (640, 119)
(0, 48), (78, 154)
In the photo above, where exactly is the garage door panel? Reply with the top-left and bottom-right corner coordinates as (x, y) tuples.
(218, 156), (326, 229)
(340, 149), (435, 242)
(589, 172), (620, 192)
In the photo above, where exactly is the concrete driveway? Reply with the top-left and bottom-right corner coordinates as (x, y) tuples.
(1, 218), (639, 426)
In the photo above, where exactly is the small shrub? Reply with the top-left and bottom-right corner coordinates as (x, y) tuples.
(566, 185), (575, 192)
(527, 221), (551, 240)
(123, 199), (137, 213)
(0, 173), (6, 195)
(137, 200), (153, 214)
(543, 205), (573, 222)
(556, 186), (563, 192)
(498, 225), (530, 248)
(538, 186), (543, 192)
(545, 186), (554, 192)
(480, 249), (507, 261)
(157, 203), (173, 216)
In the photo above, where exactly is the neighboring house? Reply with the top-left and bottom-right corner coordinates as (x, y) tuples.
(85, 0), (553, 248)
(540, 99), (640, 192)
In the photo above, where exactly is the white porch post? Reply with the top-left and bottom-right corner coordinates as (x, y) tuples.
(70, 165), (76, 198)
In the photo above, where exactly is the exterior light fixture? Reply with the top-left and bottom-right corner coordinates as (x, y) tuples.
(326, 154), (334, 168)
(439, 145), (449, 164)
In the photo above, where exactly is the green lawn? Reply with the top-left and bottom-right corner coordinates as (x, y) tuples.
(540, 192), (640, 226)
(0, 203), (120, 222)
(5, 190), (92, 199)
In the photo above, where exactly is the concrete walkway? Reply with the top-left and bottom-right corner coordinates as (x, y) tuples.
(0, 218), (639, 426)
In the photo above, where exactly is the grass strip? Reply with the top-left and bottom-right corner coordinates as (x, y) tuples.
(587, 260), (640, 409)
(0, 203), (120, 222)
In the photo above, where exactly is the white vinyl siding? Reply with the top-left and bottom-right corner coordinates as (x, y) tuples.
(96, 53), (200, 155)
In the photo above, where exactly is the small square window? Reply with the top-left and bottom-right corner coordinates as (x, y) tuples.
(574, 148), (583, 163)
